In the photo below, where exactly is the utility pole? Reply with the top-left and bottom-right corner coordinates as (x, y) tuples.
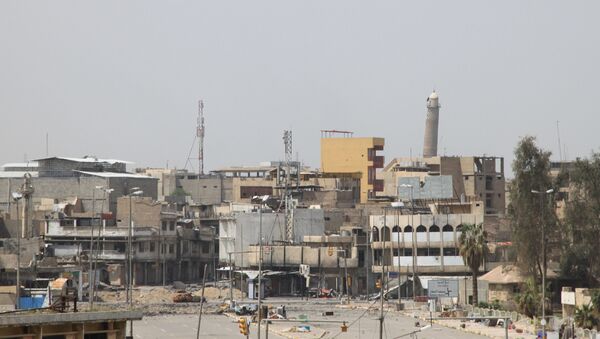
(196, 264), (208, 339)
(228, 252), (234, 306)
(379, 208), (387, 339)
(257, 207), (263, 339)
(89, 188), (96, 309)
(12, 193), (22, 309)
(396, 207), (402, 308)
(127, 188), (142, 339)
(532, 188), (554, 339)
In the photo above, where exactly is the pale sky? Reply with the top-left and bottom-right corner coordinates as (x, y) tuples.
(1, 1), (598, 177)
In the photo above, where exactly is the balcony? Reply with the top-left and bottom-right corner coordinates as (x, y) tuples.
(373, 179), (384, 192)
(373, 156), (384, 169)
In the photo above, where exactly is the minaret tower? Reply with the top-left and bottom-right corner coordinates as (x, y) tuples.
(423, 91), (440, 157)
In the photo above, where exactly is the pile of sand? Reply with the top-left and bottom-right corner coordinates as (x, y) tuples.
(97, 285), (243, 304)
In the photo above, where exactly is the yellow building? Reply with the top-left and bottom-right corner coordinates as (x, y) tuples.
(320, 131), (385, 203)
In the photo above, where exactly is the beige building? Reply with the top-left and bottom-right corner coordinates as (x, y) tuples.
(382, 156), (505, 215)
(320, 131), (385, 203)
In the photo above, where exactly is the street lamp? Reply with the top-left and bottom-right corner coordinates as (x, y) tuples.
(531, 188), (554, 338)
(11, 192), (23, 310)
(399, 184), (416, 300)
(127, 188), (143, 339)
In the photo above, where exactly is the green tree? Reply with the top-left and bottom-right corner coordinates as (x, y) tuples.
(508, 136), (558, 282)
(171, 187), (189, 197)
(516, 278), (540, 318)
(563, 152), (600, 282)
(459, 223), (487, 305)
(575, 303), (598, 330)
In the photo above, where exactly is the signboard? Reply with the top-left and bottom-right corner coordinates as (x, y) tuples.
(427, 279), (459, 298)
(263, 246), (271, 255)
(561, 291), (576, 305)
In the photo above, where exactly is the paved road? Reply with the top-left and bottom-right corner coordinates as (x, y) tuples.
(131, 299), (490, 339)
(132, 314), (288, 339)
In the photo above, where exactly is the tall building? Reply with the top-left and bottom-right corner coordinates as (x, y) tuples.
(320, 131), (385, 203)
(423, 91), (440, 158)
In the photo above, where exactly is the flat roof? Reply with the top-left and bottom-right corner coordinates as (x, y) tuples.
(0, 311), (143, 326)
(1, 162), (39, 168)
(75, 171), (157, 179)
(0, 171), (39, 178)
(34, 157), (133, 165)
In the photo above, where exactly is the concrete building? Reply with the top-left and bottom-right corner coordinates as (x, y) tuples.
(423, 91), (440, 158)
(382, 156), (506, 215)
(320, 131), (385, 203)
(0, 310), (142, 339)
(245, 233), (369, 296)
(370, 212), (483, 276)
(218, 208), (326, 266)
(44, 196), (217, 285)
(0, 157), (158, 220)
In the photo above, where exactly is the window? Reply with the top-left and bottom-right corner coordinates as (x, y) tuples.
(150, 242), (155, 252)
(240, 186), (273, 199)
(162, 221), (167, 231)
(371, 227), (379, 242)
(417, 248), (428, 256)
(403, 248), (413, 256)
(443, 247), (457, 256)
(169, 221), (175, 231)
(381, 226), (391, 241)
(139, 242), (145, 253)
(442, 225), (453, 232)
(169, 244), (175, 254)
(429, 225), (440, 232)
(202, 243), (210, 254)
(486, 193), (493, 208)
(161, 244), (165, 254)
(429, 248), (440, 256)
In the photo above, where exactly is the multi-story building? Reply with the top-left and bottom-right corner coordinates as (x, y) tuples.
(320, 131), (385, 203)
(382, 156), (506, 215)
(44, 196), (217, 285)
(0, 156), (158, 220)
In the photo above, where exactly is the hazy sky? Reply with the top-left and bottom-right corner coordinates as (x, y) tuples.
(1, 1), (599, 177)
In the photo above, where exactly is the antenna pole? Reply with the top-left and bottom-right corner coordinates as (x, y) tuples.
(198, 100), (205, 175)
(283, 130), (294, 242)
(556, 120), (563, 162)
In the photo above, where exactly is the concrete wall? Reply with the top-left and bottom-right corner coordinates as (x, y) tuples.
(321, 137), (385, 202)
(0, 175), (158, 218)
(219, 209), (326, 265)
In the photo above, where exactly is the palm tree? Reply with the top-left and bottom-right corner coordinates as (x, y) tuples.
(575, 303), (598, 330)
(459, 223), (487, 305)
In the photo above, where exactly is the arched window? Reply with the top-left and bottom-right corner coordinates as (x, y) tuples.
(381, 226), (391, 241)
(429, 224), (441, 241)
(372, 226), (379, 242)
(456, 224), (463, 232)
(403, 225), (413, 233)
(392, 225), (401, 233)
(442, 224), (454, 242)
(416, 225), (427, 232)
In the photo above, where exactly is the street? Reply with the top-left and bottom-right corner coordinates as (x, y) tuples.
(132, 299), (490, 339)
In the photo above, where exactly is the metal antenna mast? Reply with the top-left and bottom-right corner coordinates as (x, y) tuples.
(283, 130), (294, 242)
(197, 100), (205, 175)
